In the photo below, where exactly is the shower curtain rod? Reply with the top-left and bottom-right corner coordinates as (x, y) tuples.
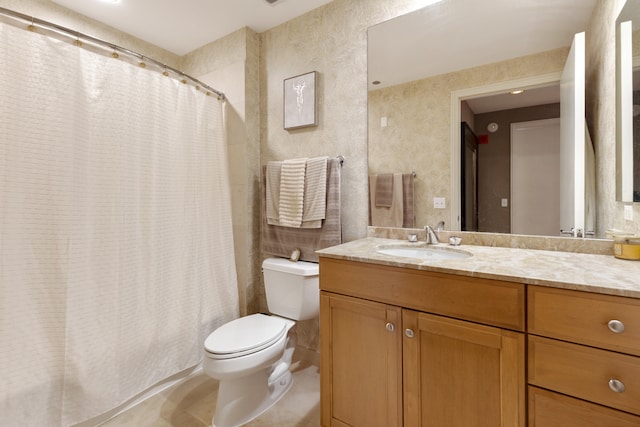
(0, 6), (225, 101)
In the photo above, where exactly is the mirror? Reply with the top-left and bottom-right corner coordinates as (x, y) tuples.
(367, 0), (599, 235)
(616, 0), (640, 203)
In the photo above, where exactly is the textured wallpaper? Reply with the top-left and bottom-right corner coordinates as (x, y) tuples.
(587, 0), (640, 236)
(259, 0), (430, 242)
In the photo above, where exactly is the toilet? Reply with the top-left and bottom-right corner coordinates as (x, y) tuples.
(203, 257), (319, 427)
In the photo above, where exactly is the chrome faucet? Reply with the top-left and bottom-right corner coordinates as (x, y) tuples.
(424, 221), (445, 244)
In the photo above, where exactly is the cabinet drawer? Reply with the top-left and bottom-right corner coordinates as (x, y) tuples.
(529, 386), (640, 427)
(528, 335), (640, 416)
(528, 286), (640, 356)
(320, 258), (524, 331)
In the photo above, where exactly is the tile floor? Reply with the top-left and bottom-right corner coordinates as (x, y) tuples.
(100, 349), (320, 427)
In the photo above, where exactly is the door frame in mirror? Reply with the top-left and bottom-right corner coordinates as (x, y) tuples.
(449, 72), (563, 231)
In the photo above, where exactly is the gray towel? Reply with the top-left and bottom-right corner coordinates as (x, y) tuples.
(262, 158), (342, 263)
(402, 173), (415, 228)
(374, 173), (393, 207)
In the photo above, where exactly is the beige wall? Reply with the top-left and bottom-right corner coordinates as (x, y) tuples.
(259, 0), (432, 243)
(586, 0), (640, 236)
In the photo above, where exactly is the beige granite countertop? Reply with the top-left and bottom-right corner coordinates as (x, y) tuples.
(316, 237), (640, 299)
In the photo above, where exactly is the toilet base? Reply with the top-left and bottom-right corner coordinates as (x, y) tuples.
(212, 366), (293, 427)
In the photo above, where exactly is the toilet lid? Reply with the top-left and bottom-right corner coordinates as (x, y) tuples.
(204, 313), (287, 357)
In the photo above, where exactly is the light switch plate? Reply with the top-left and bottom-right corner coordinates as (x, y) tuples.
(433, 197), (446, 209)
(624, 205), (633, 221)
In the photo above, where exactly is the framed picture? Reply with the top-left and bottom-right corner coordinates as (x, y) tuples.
(283, 71), (318, 130)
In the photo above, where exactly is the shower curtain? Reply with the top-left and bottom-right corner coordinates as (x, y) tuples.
(0, 20), (239, 426)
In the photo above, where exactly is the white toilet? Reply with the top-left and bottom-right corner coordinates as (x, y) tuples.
(203, 257), (319, 427)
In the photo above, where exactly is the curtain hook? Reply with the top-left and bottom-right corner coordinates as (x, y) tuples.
(73, 32), (82, 47)
(27, 18), (35, 32)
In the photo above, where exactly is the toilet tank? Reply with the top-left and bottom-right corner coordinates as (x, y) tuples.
(262, 257), (319, 321)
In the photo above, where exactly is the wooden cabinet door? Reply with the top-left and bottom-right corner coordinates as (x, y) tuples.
(403, 310), (525, 427)
(320, 291), (402, 427)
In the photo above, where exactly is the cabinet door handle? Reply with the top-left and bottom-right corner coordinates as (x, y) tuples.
(608, 319), (625, 334)
(385, 322), (395, 332)
(405, 328), (415, 338)
(609, 378), (626, 393)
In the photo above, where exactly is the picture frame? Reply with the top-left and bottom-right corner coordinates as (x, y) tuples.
(283, 71), (318, 130)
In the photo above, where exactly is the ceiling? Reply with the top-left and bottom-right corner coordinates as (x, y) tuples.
(50, 0), (333, 56)
(368, 0), (597, 113)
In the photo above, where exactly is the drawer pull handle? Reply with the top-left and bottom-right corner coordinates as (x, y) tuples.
(608, 319), (625, 334)
(385, 322), (395, 332)
(405, 328), (415, 338)
(609, 378), (626, 393)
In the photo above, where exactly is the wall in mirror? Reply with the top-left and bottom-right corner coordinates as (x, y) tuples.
(366, 0), (618, 237)
(617, 0), (640, 202)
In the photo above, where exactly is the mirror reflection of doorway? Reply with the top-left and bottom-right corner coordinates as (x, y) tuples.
(461, 122), (478, 231)
(457, 83), (561, 234)
(511, 118), (561, 236)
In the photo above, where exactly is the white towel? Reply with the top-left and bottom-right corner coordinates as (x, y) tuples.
(278, 158), (307, 227)
(301, 156), (328, 228)
(266, 161), (283, 225)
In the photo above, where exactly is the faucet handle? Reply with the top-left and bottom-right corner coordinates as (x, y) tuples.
(424, 225), (440, 244)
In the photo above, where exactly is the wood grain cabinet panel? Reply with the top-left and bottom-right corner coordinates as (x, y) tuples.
(403, 311), (525, 427)
(528, 335), (640, 416)
(320, 292), (402, 427)
(529, 386), (640, 427)
(528, 285), (640, 356)
(320, 258), (525, 331)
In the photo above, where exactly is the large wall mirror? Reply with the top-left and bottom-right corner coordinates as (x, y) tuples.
(367, 0), (600, 237)
(616, 0), (640, 203)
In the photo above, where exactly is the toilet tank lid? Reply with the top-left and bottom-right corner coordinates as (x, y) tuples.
(262, 258), (319, 276)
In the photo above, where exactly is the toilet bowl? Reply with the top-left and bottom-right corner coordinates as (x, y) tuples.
(203, 257), (319, 427)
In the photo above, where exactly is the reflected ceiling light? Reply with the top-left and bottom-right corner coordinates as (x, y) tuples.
(510, 89), (525, 95)
(99, 0), (121, 3)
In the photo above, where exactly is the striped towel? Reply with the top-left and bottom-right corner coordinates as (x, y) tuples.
(278, 158), (307, 227)
(262, 157), (342, 262)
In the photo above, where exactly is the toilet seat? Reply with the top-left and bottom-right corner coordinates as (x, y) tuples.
(204, 313), (288, 360)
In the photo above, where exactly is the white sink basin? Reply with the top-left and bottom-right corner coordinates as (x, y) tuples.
(376, 245), (472, 261)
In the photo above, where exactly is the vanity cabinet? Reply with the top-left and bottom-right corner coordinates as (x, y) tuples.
(319, 257), (526, 427)
(528, 286), (640, 425)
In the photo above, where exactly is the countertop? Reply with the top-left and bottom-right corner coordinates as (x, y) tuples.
(316, 237), (640, 299)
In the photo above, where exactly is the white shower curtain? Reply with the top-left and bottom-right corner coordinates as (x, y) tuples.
(0, 20), (239, 426)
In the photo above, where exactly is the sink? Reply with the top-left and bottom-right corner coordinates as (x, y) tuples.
(376, 245), (472, 261)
